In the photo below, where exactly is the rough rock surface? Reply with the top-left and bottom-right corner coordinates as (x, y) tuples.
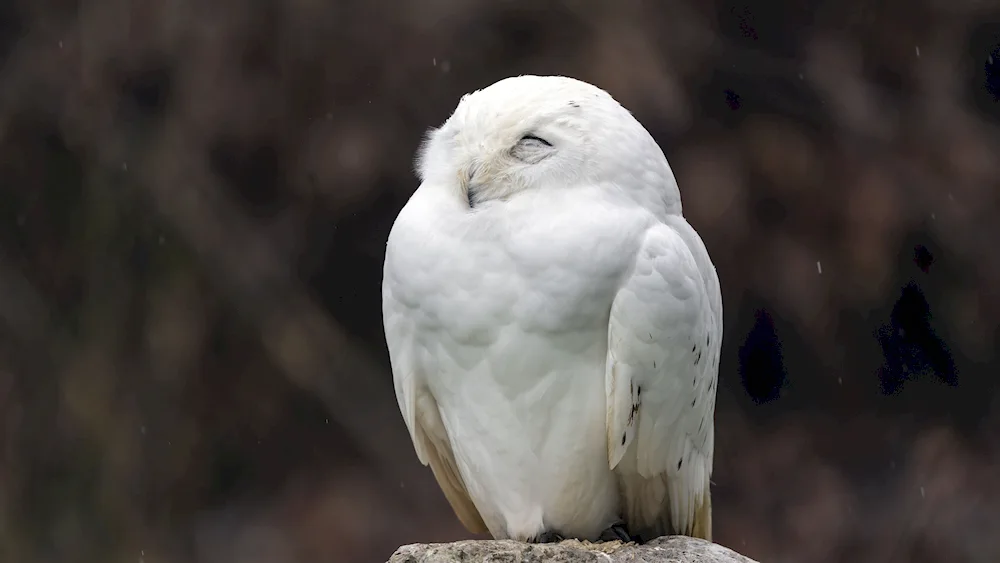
(387, 536), (759, 563)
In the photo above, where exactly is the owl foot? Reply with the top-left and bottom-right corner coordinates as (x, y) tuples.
(534, 530), (565, 543)
(598, 522), (638, 543)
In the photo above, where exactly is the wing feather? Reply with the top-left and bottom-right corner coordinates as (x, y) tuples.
(384, 296), (488, 534)
(605, 222), (722, 541)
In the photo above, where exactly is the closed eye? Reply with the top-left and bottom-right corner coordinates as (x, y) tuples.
(519, 134), (552, 147)
(511, 133), (555, 164)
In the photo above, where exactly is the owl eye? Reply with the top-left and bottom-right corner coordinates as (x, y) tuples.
(519, 134), (552, 147)
(512, 133), (554, 164)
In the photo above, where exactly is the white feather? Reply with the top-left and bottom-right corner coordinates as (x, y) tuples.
(382, 75), (722, 542)
(605, 219), (721, 539)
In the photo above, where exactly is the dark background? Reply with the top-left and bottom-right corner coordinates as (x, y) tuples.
(0, 1), (998, 562)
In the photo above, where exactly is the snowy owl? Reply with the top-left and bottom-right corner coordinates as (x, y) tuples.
(381, 75), (722, 544)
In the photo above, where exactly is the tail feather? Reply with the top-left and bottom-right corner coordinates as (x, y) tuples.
(690, 485), (712, 541)
(623, 474), (713, 542)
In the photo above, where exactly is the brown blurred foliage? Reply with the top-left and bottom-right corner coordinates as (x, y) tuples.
(0, 1), (998, 562)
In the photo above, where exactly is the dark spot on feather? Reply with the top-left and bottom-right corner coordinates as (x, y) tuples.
(653, 360), (656, 369)
(691, 398), (696, 407)
(569, 101), (580, 108)
(677, 458), (683, 470)
(637, 385), (642, 396)
(649, 333), (653, 340)
(627, 401), (640, 424)
(691, 345), (696, 352)
(695, 351), (702, 365)
(621, 434), (627, 445)
(707, 334), (711, 346)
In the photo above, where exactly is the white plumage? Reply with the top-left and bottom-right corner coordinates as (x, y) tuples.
(382, 75), (722, 543)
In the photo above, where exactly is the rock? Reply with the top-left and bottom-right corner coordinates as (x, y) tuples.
(387, 536), (759, 563)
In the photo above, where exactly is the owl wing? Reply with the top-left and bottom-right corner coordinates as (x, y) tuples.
(605, 222), (722, 541)
(382, 286), (488, 535)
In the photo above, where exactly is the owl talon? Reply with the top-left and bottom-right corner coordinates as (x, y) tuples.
(534, 530), (565, 543)
(598, 522), (637, 543)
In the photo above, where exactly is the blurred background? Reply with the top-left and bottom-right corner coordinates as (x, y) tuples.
(0, 1), (998, 562)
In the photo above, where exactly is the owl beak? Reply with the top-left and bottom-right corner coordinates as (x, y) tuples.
(464, 163), (482, 209)
(467, 184), (483, 208)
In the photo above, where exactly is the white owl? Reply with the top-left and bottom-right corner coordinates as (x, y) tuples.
(381, 75), (722, 544)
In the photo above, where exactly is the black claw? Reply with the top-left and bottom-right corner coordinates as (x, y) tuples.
(535, 530), (565, 544)
(598, 522), (637, 543)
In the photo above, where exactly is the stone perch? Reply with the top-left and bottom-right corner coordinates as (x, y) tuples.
(388, 536), (760, 563)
